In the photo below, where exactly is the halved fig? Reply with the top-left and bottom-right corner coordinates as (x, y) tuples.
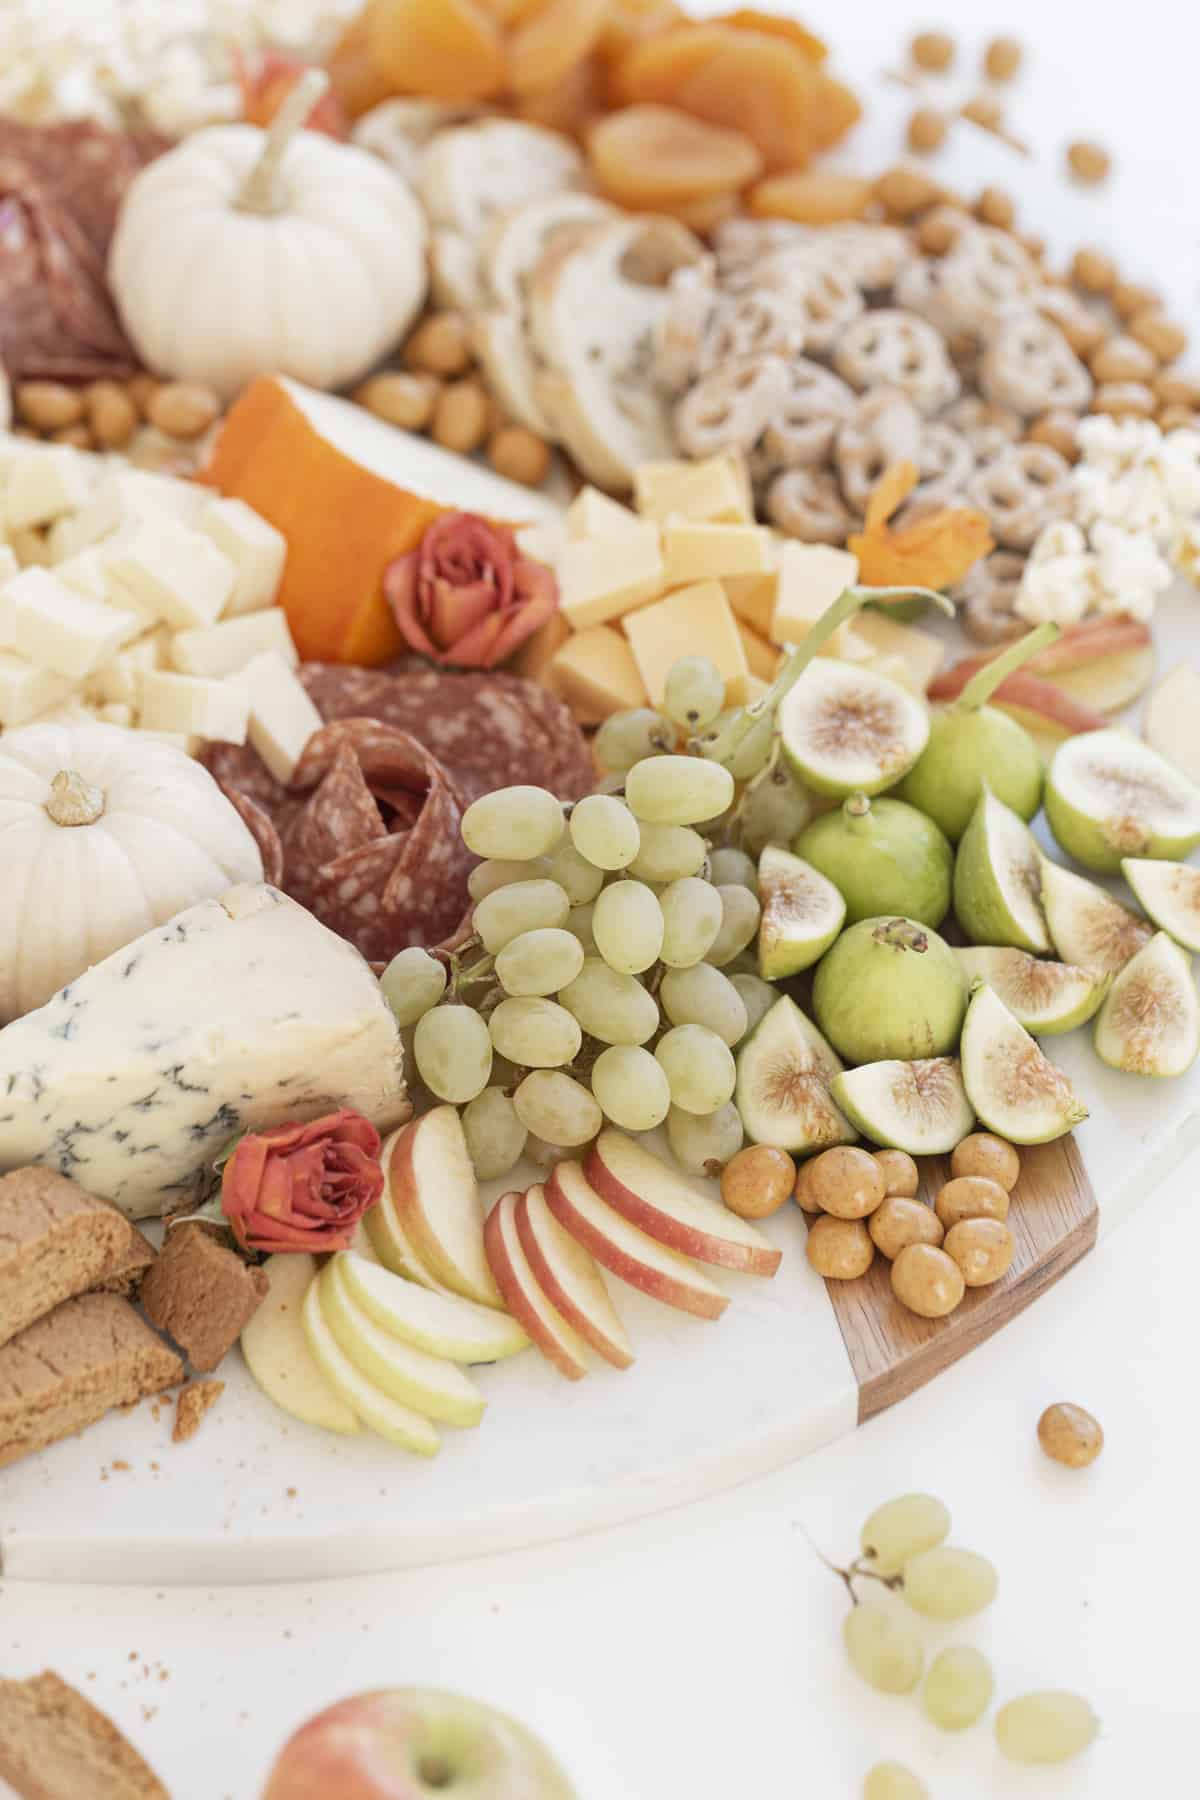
(1093, 932), (1200, 1078)
(734, 993), (856, 1153)
(1039, 858), (1152, 976)
(756, 844), (845, 979)
(1121, 858), (1200, 953)
(952, 789), (1050, 953)
(1045, 729), (1200, 874)
(779, 659), (930, 798)
(960, 983), (1088, 1144)
(829, 1056), (974, 1155)
(954, 946), (1109, 1035)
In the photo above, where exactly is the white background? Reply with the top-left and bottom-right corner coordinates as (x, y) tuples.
(4, 2), (1200, 1795)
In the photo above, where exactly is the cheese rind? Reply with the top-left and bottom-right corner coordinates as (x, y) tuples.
(0, 653), (74, 727)
(139, 670), (250, 744)
(556, 522), (664, 631)
(546, 625), (648, 724)
(106, 518), (236, 630)
(197, 495), (287, 617)
(170, 609), (298, 679)
(623, 579), (751, 707)
(236, 649), (323, 782)
(0, 567), (137, 679)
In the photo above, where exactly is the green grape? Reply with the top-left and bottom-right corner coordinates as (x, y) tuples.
(739, 761), (812, 855)
(625, 755), (735, 827)
(863, 1763), (928, 1800)
(380, 946), (447, 1026)
(659, 964), (748, 1046)
(705, 883), (761, 966)
(594, 706), (674, 773)
(467, 857), (548, 903)
(489, 996), (582, 1068)
(495, 928), (584, 997)
(567, 901), (597, 954)
(730, 972), (776, 1037)
(513, 1069), (602, 1147)
(558, 958), (660, 1045)
(666, 1101), (744, 1175)
(569, 793), (641, 870)
(591, 1044), (671, 1131)
(702, 706), (774, 780)
(413, 1005), (492, 1104)
(663, 655), (725, 730)
(708, 846), (758, 893)
(461, 784), (565, 860)
(461, 1086), (527, 1181)
(473, 879), (570, 954)
(627, 820), (709, 883)
(658, 876), (723, 968)
(922, 1646), (994, 1731)
(592, 880), (664, 975)
(543, 836), (604, 905)
(995, 1692), (1099, 1764)
(654, 1024), (736, 1114)
(843, 1600), (923, 1695)
(902, 1547), (997, 1620)
(860, 1494), (951, 1578)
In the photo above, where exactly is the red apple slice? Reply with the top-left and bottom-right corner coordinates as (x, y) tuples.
(387, 1107), (505, 1310)
(545, 1161), (728, 1321)
(586, 1129), (782, 1276)
(483, 1190), (589, 1381)
(516, 1185), (635, 1371)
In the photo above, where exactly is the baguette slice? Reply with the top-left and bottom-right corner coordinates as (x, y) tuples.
(0, 1671), (168, 1800)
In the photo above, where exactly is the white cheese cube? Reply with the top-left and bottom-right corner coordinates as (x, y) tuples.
(0, 545), (17, 587)
(566, 488), (644, 541)
(3, 445), (94, 531)
(46, 510), (96, 565)
(68, 467), (206, 551)
(236, 650), (322, 783)
(96, 701), (134, 728)
(107, 517), (235, 630)
(139, 669), (250, 744)
(0, 652), (75, 726)
(0, 566), (139, 679)
(555, 522), (664, 631)
(515, 522), (569, 564)
(170, 608), (298, 679)
(32, 697), (98, 727)
(137, 728), (203, 755)
(197, 496), (287, 616)
(56, 546), (116, 605)
(86, 629), (168, 707)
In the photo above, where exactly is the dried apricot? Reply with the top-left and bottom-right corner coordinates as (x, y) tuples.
(669, 190), (739, 233)
(507, 0), (610, 96)
(713, 10), (827, 62)
(671, 34), (832, 170)
(611, 23), (735, 104)
(513, 54), (604, 136)
(366, 0), (506, 101)
(589, 104), (762, 203)
(324, 12), (396, 119)
(597, 0), (687, 65)
(749, 167), (874, 223)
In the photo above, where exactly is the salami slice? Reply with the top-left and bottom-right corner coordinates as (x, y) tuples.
(221, 786), (285, 888)
(282, 738), (387, 914)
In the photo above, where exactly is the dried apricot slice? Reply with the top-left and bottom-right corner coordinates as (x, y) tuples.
(666, 190), (740, 234)
(366, 0), (506, 101)
(749, 168), (874, 223)
(714, 10), (827, 62)
(610, 23), (736, 105)
(325, 12), (396, 119)
(507, 0), (610, 97)
(513, 55), (605, 137)
(596, 0), (687, 65)
(671, 33), (829, 170)
(805, 75), (862, 150)
(589, 105), (762, 204)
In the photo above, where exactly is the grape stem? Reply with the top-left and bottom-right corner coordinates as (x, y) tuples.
(955, 619), (1060, 711)
(801, 1527), (904, 1606)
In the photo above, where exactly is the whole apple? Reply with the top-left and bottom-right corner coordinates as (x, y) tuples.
(262, 1688), (577, 1800)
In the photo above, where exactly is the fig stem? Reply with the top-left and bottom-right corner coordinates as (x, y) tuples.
(845, 792), (872, 824)
(956, 621), (1060, 712)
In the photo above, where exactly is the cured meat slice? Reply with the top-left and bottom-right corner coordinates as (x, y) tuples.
(221, 788), (285, 888)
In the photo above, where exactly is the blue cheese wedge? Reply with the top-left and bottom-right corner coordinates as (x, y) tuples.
(0, 568), (138, 680)
(0, 884), (411, 1219)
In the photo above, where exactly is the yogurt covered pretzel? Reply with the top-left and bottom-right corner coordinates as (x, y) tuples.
(979, 315), (1093, 417)
(967, 442), (1074, 549)
(767, 466), (855, 545)
(760, 357), (857, 470)
(674, 355), (790, 458)
(833, 309), (961, 414)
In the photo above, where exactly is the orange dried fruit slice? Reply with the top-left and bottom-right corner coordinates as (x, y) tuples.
(749, 168), (875, 223)
(596, 0), (687, 64)
(513, 55), (605, 137)
(365, 0), (506, 101)
(589, 105), (762, 203)
(610, 23), (735, 105)
(507, 0), (610, 97)
(713, 10), (827, 62)
(665, 190), (740, 233)
(670, 33), (829, 170)
(324, 12), (395, 119)
(805, 75), (862, 150)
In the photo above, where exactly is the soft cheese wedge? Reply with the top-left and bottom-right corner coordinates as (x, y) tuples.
(515, 1184), (634, 1371)
(483, 1189), (590, 1381)
(586, 1129), (781, 1277)
(319, 1261), (486, 1426)
(300, 1276), (440, 1456)
(240, 1254), (359, 1436)
(385, 1108), (505, 1309)
(545, 1161), (728, 1320)
(335, 1251), (529, 1364)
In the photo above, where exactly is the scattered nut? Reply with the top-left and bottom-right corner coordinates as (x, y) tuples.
(1158, 403), (1200, 432)
(431, 379), (491, 455)
(403, 311), (473, 377)
(961, 94), (1004, 133)
(49, 423), (92, 448)
(875, 164), (943, 219)
(1090, 335), (1157, 384)
(146, 381), (221, 440)
(16, 381), (84, 430)
(868, 1196), (944, 1261)
(915, 206), (966, 255)
(1026, 409), (1080, 461)
(127, 372), (161, 417)
(911, 30), (956, 72)
(1092, 380), (1156, 419)
(1066, 139), (1111, 185)
(1020, 233), (1046, 263)
(975, 186), (1015, 230)
(1112, 280), (1162, 321)
(983, 35), (1022, 81)
(891, 1242), (964, 1317)
(873, 1149), (920, 1198)
(1071, 246), (1118, 294)
(720, 1145), (795, 1220)
(806, 1214), (875, 1280)
(355, 370), (441, 431)
(944, 1217), (1015, 1287)
(797, 1145), (886, 1219)
(85, 380), (138, 449)
(1128, 311), (1188, 365)
(1155, 371), (1200, 409)
(907, 107), (948, 154)
(950, 1132), (1020, 1190)
(934, 1175), (1010, 1230)
(1037, 1402), (1104, 1468)
(488, 424), (552, 488)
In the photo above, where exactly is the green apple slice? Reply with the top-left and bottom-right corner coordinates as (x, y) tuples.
(954, 946), (1110, 1034)
(734, 993), (856, 1152)
(240, 1254), (360, 1436)
(779, 658), (930, 797)
(756, 844), (845, 979)
(829, 1056), (974, 1154)
(1093, 932), (1200, 1077)
(1039, 857), (1152, 976)
(1045, 729), (1200, 873)
(300, 1277), (440, 1455)
(952, 789), (1050, 952)
(363, 1176), (460, 1297)
(319, 1261), (487, 1426)
(960, 982), (1088, 1144)
(335, 1251), (530, 1363)
(1121, 858), (1200, 952)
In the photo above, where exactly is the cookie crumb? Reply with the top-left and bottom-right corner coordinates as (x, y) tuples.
(173, 1381), (225, 1445)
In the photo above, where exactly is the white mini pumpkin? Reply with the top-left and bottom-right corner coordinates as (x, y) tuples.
(108, 71), (428, 402)
(0, 723), (264, 1022)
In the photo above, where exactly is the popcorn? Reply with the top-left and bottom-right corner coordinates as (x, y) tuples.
(1156, 429), (1200, 520)
(1089, 521), (1174, 622)
(1015, 528), (1100, 628)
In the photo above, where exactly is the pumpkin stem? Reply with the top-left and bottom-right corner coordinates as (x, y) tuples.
(46, 770), (105, 828)
(236, 68), (330, 216)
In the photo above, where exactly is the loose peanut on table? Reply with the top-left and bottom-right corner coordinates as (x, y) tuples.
(869, 1197), (944, 1261)
(1090, 335), (1157, 384)
(488, 425), (552, 488)
(1037, 1402), (1104, 1468)
(16, 381), (84, 430)
(875, 164), (943, 218)
(873, 1149), (919, 1198)
(934, 1175), (1010, 1230)
(950, 1132), (1020, 1190)
(806, 1214), (875, 1280)
(1155, 371), (1200, 409)
(907, 107), (947, 154)
(961, 93), (1004, 133)
(890, 1242), (964, 1317)
(1129, 311), (1188, 364)
(910, 30), (956, 72)
(432, 379), (491, 455)
(127, 372), (161, 416)
(975, 186), (1016, 229)
(1026, 409), (1080, 461)
(50, 423), (93, 448)
(1071, 246), (1118, 294)
(86, 380), (138, 449)
(1067, 139), (1111, 184)
(355, 370), (441, 431)
(944, 1217), (1014, 1287)
(721, 1145), (795, 1220)
(1113, 280), (1162, 321)
(983, 35), (1023, 81)
(916, 206), (966, 254)
(403, 311), (473, 377)
(146, 381), (221, 440)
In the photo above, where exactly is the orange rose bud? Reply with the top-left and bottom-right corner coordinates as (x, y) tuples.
(220, 1110), (384, 1255)
(849, 460), (994, 592)
(384, 513), (560, 670)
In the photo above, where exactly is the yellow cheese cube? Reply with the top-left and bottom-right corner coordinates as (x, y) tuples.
(545, 626), (648, 725)
(555, 522), (664, 631)
(623, 580), (750, 708)
(771, 543), (860, 648)
(566, 488), (643, 540)
(514, 522), (569, 564)
(661, 519), (773, 589)
(723, 568), (778, 639)
(634, 454), (753, 525)
(510, 612), (571, 683)
(736, 620), (781, 683)
(847, 609), (945, 694)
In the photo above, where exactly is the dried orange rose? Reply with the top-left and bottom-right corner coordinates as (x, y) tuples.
(849, 462), (994, 591)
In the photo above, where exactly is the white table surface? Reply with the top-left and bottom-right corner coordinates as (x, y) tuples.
(5, 3), (1200, 1796)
